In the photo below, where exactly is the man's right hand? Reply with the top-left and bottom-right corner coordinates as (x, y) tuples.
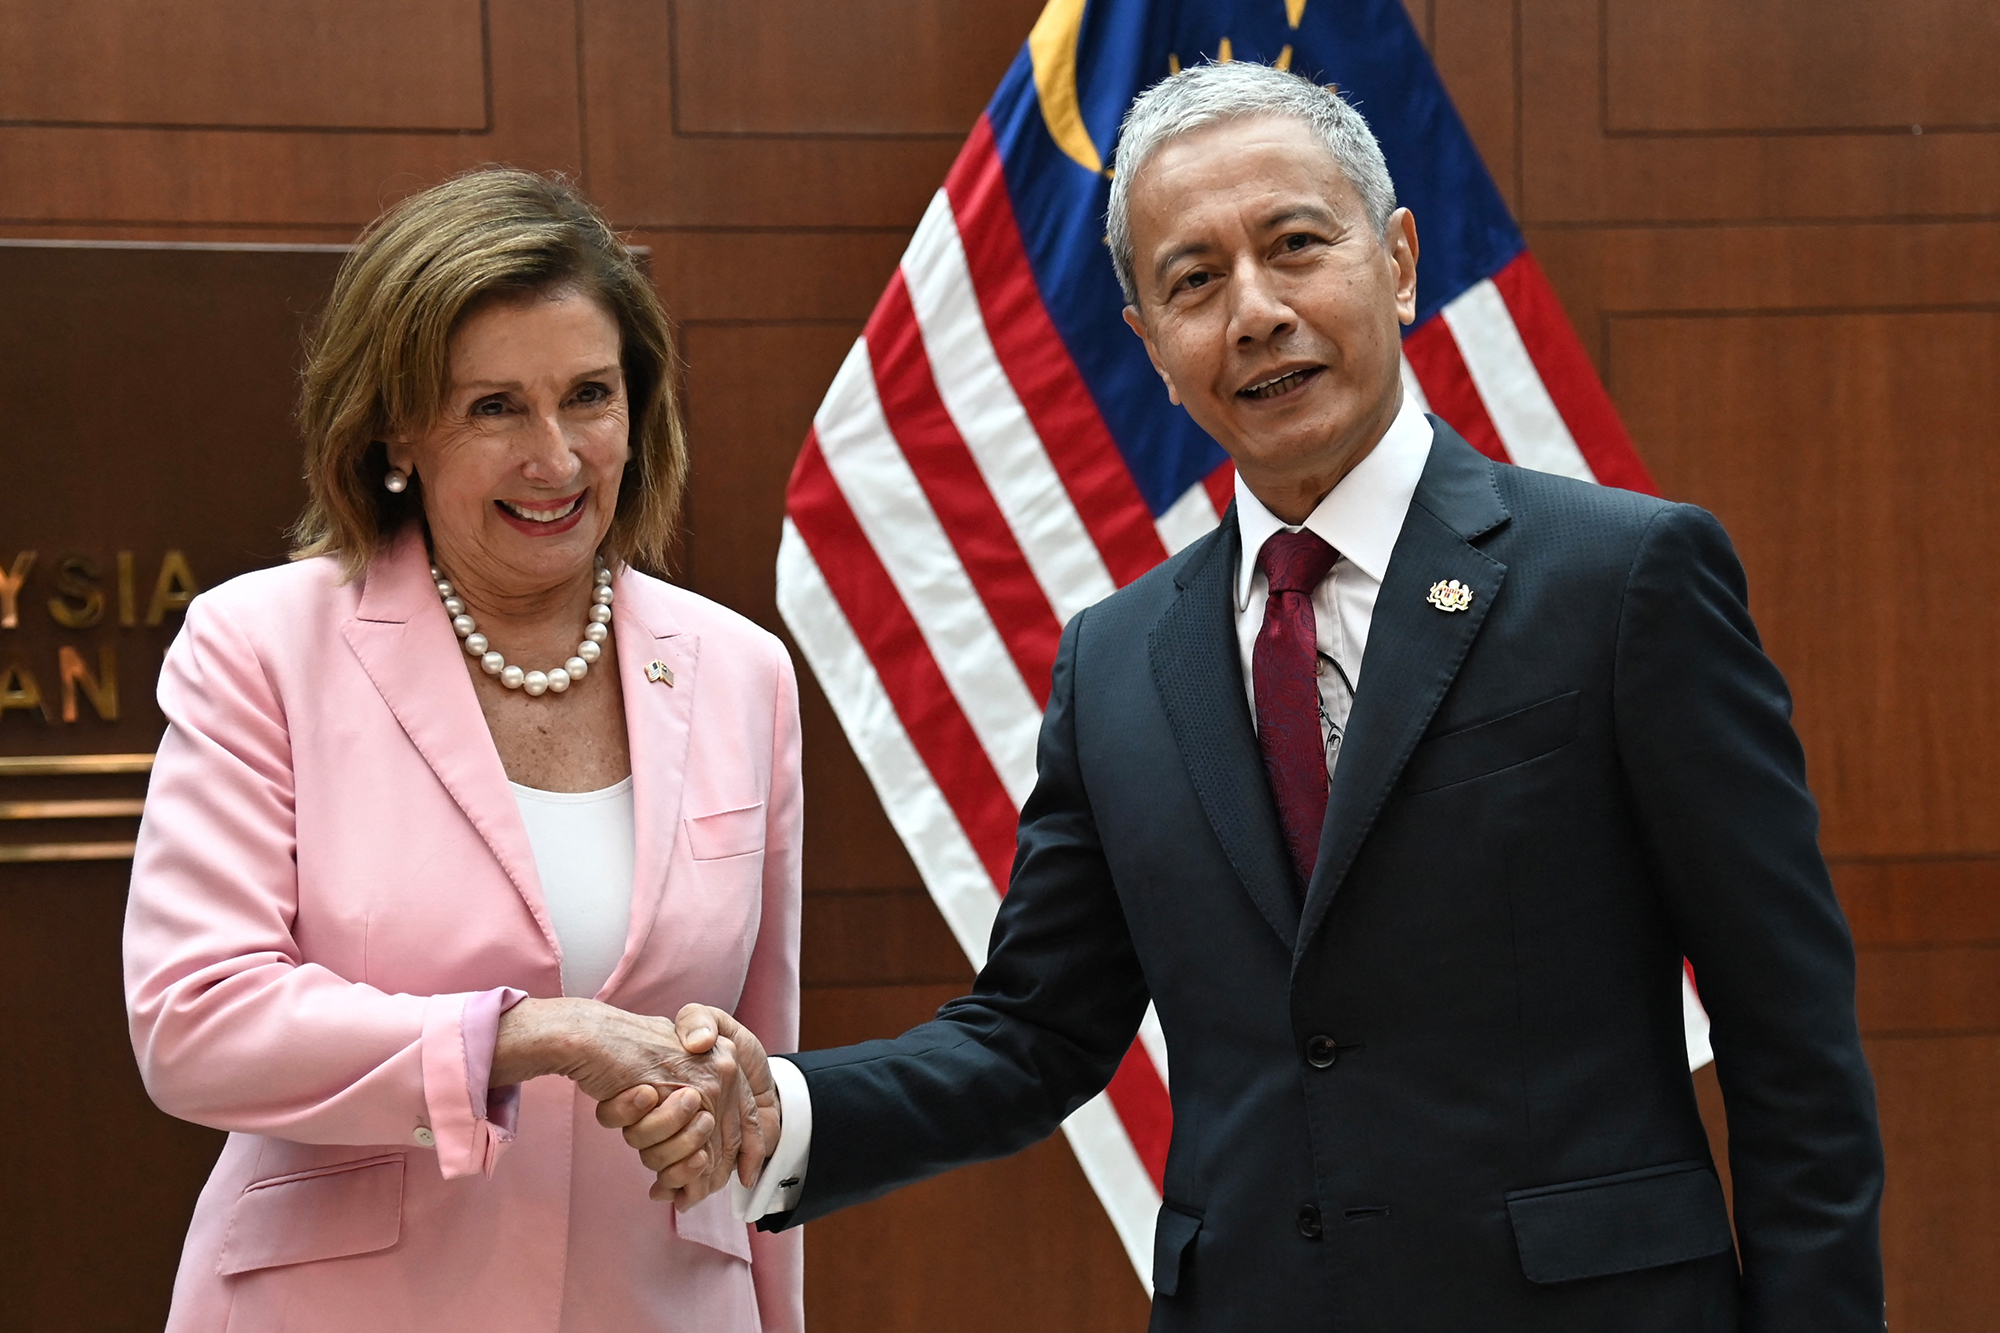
(596, 1004), (779, 1207)
(494, 997), (764, 1203)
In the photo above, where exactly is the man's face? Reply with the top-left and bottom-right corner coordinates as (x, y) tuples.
(1122, 114), (1419, 521)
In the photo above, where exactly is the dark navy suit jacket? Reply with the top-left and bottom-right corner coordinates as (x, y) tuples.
(773, 423), (1884, 1332)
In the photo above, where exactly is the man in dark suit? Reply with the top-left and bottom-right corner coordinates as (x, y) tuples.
(610, 61), (1884, 1331)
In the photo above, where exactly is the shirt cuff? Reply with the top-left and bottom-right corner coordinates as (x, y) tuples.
(731, 1056), (812, 1221)
(462, 986), (529, 1141)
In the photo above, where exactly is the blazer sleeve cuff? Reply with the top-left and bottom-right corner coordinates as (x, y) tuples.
(421, 987), (529, 1179)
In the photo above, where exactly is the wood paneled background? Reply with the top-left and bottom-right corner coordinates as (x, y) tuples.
(0, 1), (1992, 1329)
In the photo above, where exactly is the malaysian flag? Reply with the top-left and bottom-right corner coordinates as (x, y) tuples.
(775, 0), (1703, 1287)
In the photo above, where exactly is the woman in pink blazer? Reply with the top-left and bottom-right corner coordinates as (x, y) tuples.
(123, 169), (801, 1332)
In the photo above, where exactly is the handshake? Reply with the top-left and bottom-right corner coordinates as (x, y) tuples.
(494, 997), (772, 1210)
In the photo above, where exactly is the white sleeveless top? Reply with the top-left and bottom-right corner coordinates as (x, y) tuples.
(509, 777), (637, 998)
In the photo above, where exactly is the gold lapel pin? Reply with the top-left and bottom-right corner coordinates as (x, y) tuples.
(645, 660), (675, 686)
(1427, 579), (1474, 613)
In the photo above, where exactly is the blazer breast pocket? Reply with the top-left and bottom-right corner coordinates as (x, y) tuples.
(1400, 689), (1580, 795)
(685, 802), (766, 862)
(217, 1153), (404, 1276)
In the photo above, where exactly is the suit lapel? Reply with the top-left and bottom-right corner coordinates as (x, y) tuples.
(341, 526), (555, 947)
(597, 573), (698, 997)
(1297, 424), (1512, 954)
(1149, 513), (1299, 951)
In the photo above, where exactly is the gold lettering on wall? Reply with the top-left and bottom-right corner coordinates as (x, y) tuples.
(0, 548), (199, 725)
(145, 550), (200, 627)
(0, 660), (49, 721)
(0, 550), (37, 629)
(117, 550), (137, 628)
(57, 644), (118, 723)
(49, 555), (106, 629)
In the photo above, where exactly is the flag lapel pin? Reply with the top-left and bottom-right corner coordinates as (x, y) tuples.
(645, 660), (675, 686)
(1427, 579), (1474, 613)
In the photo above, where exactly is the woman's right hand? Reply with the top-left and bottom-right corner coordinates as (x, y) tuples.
(596, 1004), (780, 1208)
(494, 997), (765, 1201)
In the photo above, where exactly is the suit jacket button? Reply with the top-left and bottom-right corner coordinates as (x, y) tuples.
(1296, 1203), (1324, 1239)
(1305, 1035), (1337, 1068)
(412, 1126), (437, 1148)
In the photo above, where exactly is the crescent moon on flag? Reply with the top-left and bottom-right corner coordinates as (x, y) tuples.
(1027, 0), (1107, 177)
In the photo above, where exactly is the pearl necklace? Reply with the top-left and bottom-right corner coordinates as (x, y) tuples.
(433, 558), (613, 697)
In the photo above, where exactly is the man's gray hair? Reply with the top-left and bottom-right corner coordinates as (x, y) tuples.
(1106, 61), (1398, 306)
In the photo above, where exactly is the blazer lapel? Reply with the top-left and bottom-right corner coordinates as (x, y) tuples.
(596, 572), (698, 997)
(340, 526), (555, 948)
(1297, 424), (1512, 954)
(1149, 513), (1300, 951)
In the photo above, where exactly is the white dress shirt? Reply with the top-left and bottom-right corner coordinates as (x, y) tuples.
(736, 395), (1436, 1222)
(1233, 393), (1434, 776)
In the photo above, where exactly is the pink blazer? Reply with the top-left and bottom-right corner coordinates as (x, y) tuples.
(124, 527), (803, 1332)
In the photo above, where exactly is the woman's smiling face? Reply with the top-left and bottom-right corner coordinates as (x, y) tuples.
(390, 286), (631, 602)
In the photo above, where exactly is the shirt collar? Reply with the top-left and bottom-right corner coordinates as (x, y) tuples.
(1234, 392), (1435, 610)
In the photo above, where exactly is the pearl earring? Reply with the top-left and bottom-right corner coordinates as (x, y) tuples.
(385, 469), (409, 494)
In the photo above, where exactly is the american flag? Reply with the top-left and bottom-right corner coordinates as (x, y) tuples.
(775, 0), (1704, 1287)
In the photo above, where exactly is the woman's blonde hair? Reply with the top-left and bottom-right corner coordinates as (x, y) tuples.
(291, 168), (687, 578)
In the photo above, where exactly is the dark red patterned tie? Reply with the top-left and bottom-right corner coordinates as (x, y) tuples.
(1254, 530), (1340, 894)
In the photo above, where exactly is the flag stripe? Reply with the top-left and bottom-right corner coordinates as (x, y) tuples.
(945, 117), (1168, 586)
(1492, 253), (1658, 495)
(1440, 279), (1596, 483)
(812, 340), (1044, 806)
(1403, 316), (1510, 463)
(781, 515), (1183, 1180)
(785, 439), (1023, 890)
(1202, 460), (1234, 518)
(1105, 1040), (1172, 1190)
(1399, 350), (1433, 416)
(1137, 1003), (1170, 1090)
(865, 273), (1064, 708)
(775, 522), (1004, 965)
(901, 190), (1120, 621)
(781, 501), (1180, 1257)
(1155, 477), (1224, 555)
(1059, 1093), (1165, 1294)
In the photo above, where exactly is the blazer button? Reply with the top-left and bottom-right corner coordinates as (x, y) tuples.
(1305, 1035), (1337, 1068)
(413, 1126), (437, 1148)
(1296, 1203), (1324, 1239)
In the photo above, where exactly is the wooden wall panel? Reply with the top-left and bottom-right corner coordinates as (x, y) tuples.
(1427, 0), (1519, 213)
(0, 0), (578, 230)
(1837, 858), (2000, 946)
(1606, 311), (2000, 858)
(1869, 1035), (2000, 1328)
(583, 0), (981, 228)
(1605, 0), (2000, 133)
(1528, 221), (2000, 374)
(0, 0), (486, 131)
(1519, 0), (2000, 223)
(677, 323), (858, 623)
(643, 228), (907, 324)
(0, 861), (225, 1331)
(672, 0), (1042, 136)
